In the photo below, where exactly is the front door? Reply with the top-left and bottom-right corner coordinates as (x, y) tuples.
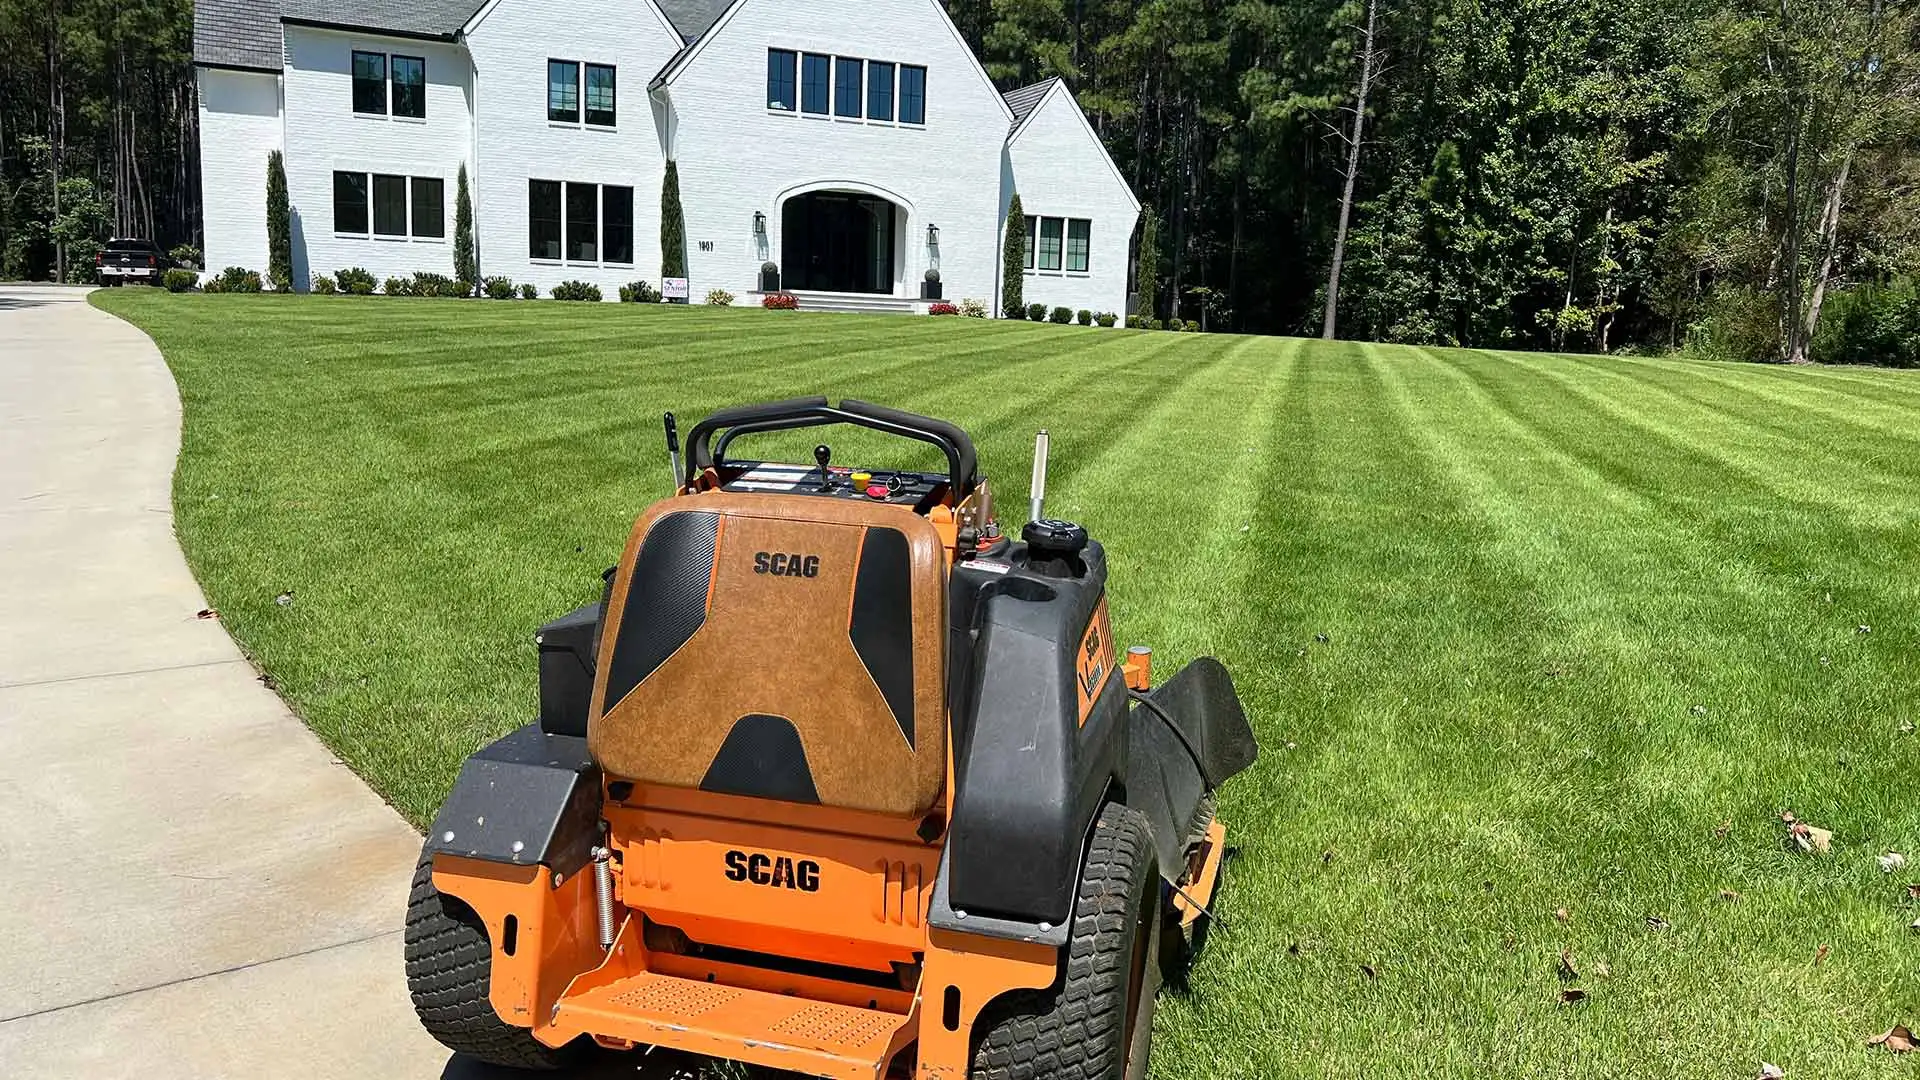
(782, 192), (897, 294)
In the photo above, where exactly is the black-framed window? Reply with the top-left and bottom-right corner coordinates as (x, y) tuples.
(529, 180), (562, 259)
(1038, 216), (1063, 270)
(1024, 215), (1036, 269)
(866, 61), (894, 121)
(801, 53), (830, 114)
(899, 64), (926, 124)
(767, 49), (797, 111)
(547, 59), (579, 123)
(604, 185), (633, 265)
(391, 55), (425, 118)
(566, 182), (598, 262)
(333, 171), (368, 233)
(372, 174), (408, 236)
(1066, 218), (1090, 272)
(352, 51), (387, 114)
(411, 177), (445, 238)
(834, 57), (862, 117)
(584, 63), (615, 126)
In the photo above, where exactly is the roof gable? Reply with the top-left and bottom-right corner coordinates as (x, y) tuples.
(655, 0), (732, 40)
(1008, 79), (1141, 214)
(1002, 78), (1058, 134)
(280, 0), (486, 38)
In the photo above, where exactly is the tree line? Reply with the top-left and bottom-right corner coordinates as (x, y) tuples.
(1, 0), (200, 281)
(951, 0), (1920, 363)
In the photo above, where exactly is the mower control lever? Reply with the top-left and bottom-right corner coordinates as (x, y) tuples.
(813, 444), (833, 490)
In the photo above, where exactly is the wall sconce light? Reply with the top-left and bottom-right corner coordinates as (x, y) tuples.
(753, 211), (767, 236)
(926, 223), (939, 246)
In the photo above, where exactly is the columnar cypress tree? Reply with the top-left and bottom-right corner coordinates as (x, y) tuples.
(661, 160), (687, 283)
(266, 150), (291, 291)
(1001, 193), (1025, 317)
(453, 163), (477, 294)
(1136, 209), (1159, 320)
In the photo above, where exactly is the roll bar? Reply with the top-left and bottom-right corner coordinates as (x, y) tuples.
(685, 398), (979, 498)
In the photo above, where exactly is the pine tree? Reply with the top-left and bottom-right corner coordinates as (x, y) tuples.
(1002, 193), (1026, 316)
(453, 163), (477, 294)
(661, 160), (687, 283)
(266, 150), (291, 291)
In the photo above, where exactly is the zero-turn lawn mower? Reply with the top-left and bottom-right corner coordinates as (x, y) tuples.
(406, 398), (1257, 1078)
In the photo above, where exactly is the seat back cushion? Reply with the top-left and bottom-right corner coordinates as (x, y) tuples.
(588, 493), (947, 817)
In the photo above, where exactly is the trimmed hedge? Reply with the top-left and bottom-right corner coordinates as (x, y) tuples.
(551, 280), (602, 301)
(483, 276), (516, 299)
(337, 267), (377, 295)
(1050, 306), (1073, 324)
(621, 280), (661, 303)
(161, 269), (198, 293)
(1077, 309), (1093, 326)
(1027, 302), (1047, 322)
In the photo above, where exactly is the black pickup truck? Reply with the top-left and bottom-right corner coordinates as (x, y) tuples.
(95, 239), (166, 286)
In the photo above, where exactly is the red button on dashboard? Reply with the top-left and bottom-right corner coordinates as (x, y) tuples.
(866, 484), (889, 499)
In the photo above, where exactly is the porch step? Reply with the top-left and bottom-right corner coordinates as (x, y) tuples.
(783, 291), (921, 316)
(555, 970), (913, 1079)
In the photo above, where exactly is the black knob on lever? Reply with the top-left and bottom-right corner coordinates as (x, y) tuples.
(813, 444), (833, 491)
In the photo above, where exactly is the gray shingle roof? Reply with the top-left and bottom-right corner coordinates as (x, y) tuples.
(655, 0), (733, 41)
(1003, 78), (1059, 133)
(194, 0), (283, 70)
(280, 0), (486, 37)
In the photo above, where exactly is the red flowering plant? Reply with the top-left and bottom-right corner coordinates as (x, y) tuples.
(928, 302), (960, 316)
(762, 292), (800, 310)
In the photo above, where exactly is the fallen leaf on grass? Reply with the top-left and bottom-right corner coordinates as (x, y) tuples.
(1715, 820), (1734, 839)
(1758, 1064), (1785, 1079)
(1867, 1026), (1915, 1053)
(1554, 907), (1571, 924)
(1901, 721), (1916, 736)
(1858, 624), (1873, 635)
(1558, 950), (1579, 981)
(257, 672), (278, 691)
(1781, 812), (1832, 854)
(1559, 988), (1586, 1005)
(1719, 889), (1742, 902)
(1814, 944), (1830, 966)
(1359, 964), (1378, 981)
(1647, 916), (1671, 931)
(196, 608), (219, 620)
(273, 590), (295, 606)
(1593, 960), (1611, 978)
(1907, 884), (1920, 900)
(1878, 852), (1907, 874)
(1910, 917), (1920, 933)
(1322, 849), (1336, 865)
(1690, 704), (1709, 717)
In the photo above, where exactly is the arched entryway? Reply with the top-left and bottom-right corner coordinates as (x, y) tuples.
(780, 189), (903, 295)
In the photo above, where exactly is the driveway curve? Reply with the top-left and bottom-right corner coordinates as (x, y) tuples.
(0, 286), (446, 1077)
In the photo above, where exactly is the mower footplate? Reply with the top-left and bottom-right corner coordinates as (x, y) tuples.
(552, 969), (913, 1079)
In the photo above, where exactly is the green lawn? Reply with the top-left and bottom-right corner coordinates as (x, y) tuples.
(96, 290), (1920, 1079)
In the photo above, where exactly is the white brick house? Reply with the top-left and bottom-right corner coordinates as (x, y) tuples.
(191, 0), (1140, 315)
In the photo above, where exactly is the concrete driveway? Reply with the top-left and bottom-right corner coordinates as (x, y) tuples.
(0, 285), (450, 1077)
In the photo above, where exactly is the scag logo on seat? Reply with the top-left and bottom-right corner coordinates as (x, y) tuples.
(724, 850), (821, 891)
(753, 551), (821, 578)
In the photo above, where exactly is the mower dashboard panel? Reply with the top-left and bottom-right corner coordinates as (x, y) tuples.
(718, 460), (949, 511)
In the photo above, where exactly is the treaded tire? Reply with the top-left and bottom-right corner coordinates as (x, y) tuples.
(404, 845), (582, 1070)
(970, 802), (1161, 1080)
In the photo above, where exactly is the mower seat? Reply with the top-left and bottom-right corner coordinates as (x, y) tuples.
(588, 493), (948, 818)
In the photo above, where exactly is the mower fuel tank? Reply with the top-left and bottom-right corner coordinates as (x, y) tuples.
(536, 569), (612, 738)
(425, 722), (601, 876)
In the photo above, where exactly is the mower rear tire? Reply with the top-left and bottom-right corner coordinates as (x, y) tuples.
(404, 847), (582, 1070)
(969, 801), (1161, 1080)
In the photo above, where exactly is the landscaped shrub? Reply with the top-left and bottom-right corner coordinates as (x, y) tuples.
(168, 244), (201, 270)
(1076, 309), (1093, 326)
(385, 277), (412, 297)
(762, 292), (800, 310)
(929, 302), (959, 316)
(1050, 306), (1073, 325)
(212, 266), (263, 293)
(412, 271), (456, 297)
(311, 274), (338, 295)
(483, 276), (515, 300)
(520, 283), (538, 300)
(337, 267), (377, 295)
(1185, 320), (1201, 333)
(551, 280), (602, 301)
(621, 280), (660, 303)
(161, 269), (198, 293)
(1002, 193), (1025, 315)
(958, 297), (988, 318)
(267, 151), (291, 291)
(1027, 302), (1047, 322)
(1006, 304), (1027, 320)
(1095, 312), (1117, 327)
(706, 288), (735, 306)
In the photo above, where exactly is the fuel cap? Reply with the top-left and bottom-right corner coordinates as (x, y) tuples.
(1022, 518), (1088, 577)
